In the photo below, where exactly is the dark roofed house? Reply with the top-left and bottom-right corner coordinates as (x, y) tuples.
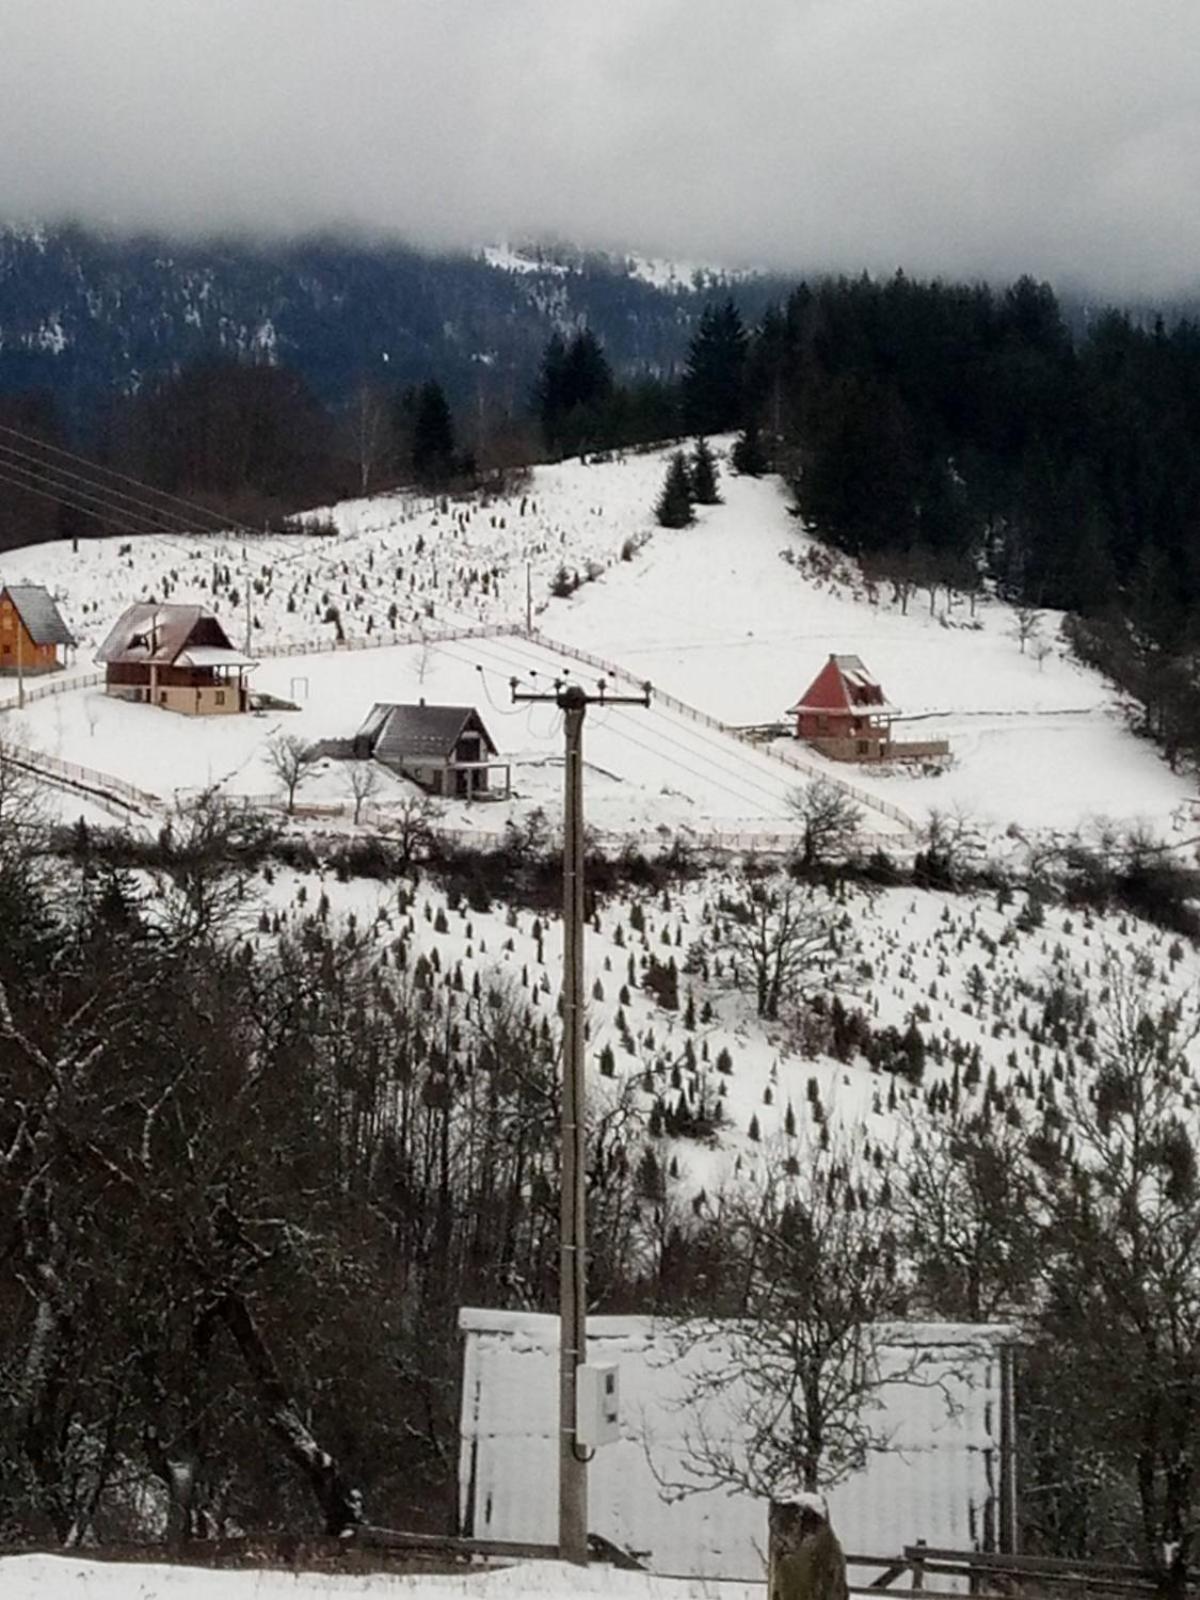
(355, 702), (509, 798)
(0, 585), (75, 675)
(96, 601), (255, 715)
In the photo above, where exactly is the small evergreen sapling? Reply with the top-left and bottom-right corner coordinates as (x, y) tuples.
(655, 451), (695, 528)
(690, 437), (722, 504)
(731, 423), (769, 476)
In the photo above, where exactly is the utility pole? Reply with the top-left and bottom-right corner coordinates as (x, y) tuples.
(511, 673), (651, 1565)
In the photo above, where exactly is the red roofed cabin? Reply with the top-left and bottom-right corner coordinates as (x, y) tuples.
(97, 602), (255, 715)
(790, 653), (897, 762)
(0, 585), (74, 675)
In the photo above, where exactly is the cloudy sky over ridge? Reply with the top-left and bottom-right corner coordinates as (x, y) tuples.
(3, 0), (1199, 294)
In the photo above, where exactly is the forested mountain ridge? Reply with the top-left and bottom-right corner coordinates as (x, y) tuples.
(0, 225), (782, 425)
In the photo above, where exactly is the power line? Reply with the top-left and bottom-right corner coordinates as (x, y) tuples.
(0, 438), (236, 541)
(0, 421), (257, 536)
(0, 461), (169, 540)
(0, 438), (198, 533)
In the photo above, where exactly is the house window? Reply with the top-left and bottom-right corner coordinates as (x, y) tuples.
(215, 690), (226, 706)
(817, 715), (829, 734)
(857, 740), (869, 755)
(159, 691), (167, 705)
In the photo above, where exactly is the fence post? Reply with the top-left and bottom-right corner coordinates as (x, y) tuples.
(910, 1540), (927, 1593)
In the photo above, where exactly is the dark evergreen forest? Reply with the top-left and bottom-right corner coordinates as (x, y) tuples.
(5, 247), (1200, 766)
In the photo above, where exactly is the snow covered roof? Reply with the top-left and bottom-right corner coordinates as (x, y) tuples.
(95, 602), (240, 666)
(458, 1308), (1016, 1579)
(360, 702), (497, 760)
(2, 584), (74, 646)
(175, 645), (257, 670)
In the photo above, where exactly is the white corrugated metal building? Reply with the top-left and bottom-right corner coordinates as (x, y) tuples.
(458, 1309), (1017, 1582)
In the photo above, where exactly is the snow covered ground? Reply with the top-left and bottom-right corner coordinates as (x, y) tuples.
(8, 633), (873, 841)
(1, 440), (1189, 842)
(1, 1555), (756, 1600)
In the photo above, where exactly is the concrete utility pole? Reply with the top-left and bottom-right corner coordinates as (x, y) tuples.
(511, 674), (651, 1565)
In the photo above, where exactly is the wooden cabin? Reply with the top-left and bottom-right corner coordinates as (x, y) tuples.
(354, 702), (509, 798)
(96, 602), (255, 715)
(789, 654), (898, 761)
(0, 585), (74, 675)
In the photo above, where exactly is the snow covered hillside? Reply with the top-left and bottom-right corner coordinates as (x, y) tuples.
(1, 441), (1188, 842)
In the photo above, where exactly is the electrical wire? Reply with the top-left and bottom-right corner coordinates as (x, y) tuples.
(0, 441), (234, 541)
(0, 420), (258, 536)
(0, 461), (170, 539)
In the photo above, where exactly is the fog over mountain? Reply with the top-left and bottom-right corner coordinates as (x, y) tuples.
(3, 0), (1200, 297)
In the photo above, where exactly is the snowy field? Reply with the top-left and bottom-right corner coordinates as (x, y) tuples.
(1, 1556), (755, 1600)
(9, 633), (880, 840)
(1, 440), (1190, 842)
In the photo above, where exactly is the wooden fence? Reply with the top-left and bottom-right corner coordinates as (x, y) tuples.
(523, 627), (919, 837)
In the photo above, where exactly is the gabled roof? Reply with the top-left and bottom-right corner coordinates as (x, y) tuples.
(789, 653), (898, 717)
(2, 585), (74, 647)
(360, 702), (498, 761)
(95, 602), (237, 666)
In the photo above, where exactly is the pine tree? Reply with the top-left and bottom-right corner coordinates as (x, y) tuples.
(655, 452), (695, 528)
(731, 424), (769, 476)
(682, 298), (748, 435)
(534, 329), (614, 457)
(410, 380), (456, 486)
(690, 437), (721, 504)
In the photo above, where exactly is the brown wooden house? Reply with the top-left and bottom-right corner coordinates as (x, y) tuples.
(97, 602), (255, 715)
(354, 702), (510, 797)
(0, 585), (74, 675)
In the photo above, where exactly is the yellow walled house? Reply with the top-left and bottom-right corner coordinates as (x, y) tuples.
(96, 602), (256, 715)
(0, 585), (75, 675)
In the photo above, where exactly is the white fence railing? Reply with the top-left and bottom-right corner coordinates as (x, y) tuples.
(523, 628), (918, 835)
(0, 669), (106, 714)
(254, 622), (516, 661)
(5, 740), (158, 815)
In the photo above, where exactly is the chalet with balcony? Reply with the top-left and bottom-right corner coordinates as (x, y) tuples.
(0, 585), (74, 675)
(354, 702), (509, 798)
(790, 654), (898, 760)
(790, 653), (949, 763)
(97, 602), (255, 715)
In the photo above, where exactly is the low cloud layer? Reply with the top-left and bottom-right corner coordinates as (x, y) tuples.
(4, 0), (1199, 296)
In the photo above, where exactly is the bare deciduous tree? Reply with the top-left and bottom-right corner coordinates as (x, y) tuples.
(660, 1146), (913, 1498)
(265, 732), (321, 814)
(698, 873), (847, 1021)
(1030, 634), (1054, 672)
(343, 760), (381, 825)
(1029, 964), (1200, 1595)
(1013, 604), (1043, 655)
(788, 778), (863, 870)
(392, 791), (443, 868)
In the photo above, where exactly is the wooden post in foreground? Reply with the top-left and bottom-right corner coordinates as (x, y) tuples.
(768, 1499), (849, 1600)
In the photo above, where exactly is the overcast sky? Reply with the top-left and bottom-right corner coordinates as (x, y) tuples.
(3, 0), (1199, 296)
